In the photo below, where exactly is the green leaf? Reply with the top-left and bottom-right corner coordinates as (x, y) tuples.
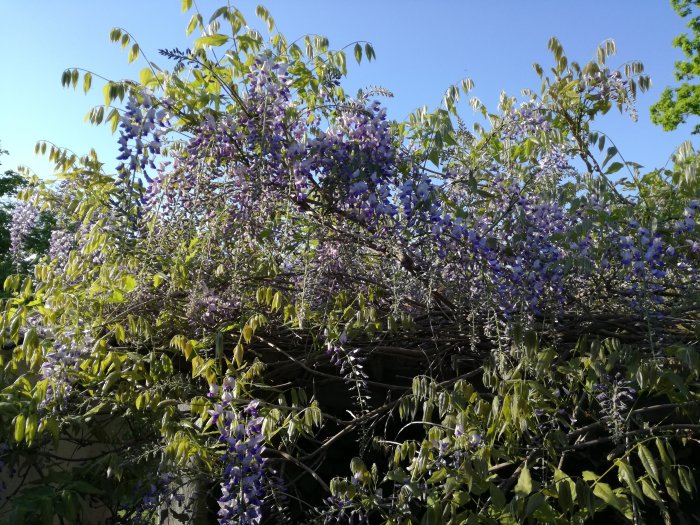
(605, 162), (624, 175)
(139, 68), (155, 86)
(427, 468), (448, 484)
(641, 478), (661, 501)
(350, 457), (367, 477)
(103, 83), (113, 106)
(153, 272), (165, 288)
(452, 491), (470, 506)
(428, 148), (440, 166)
(677, 467), (696, 494)
(109, 28), (121, 43)
(489, 483), (506, 509)
(593, 482), (623, 512)
(61, 69), (71, 87)
(83, 72), (92, 94)
(4, 274), (20, 292)
(655, 438), (673, 468)
(602, 146), (618, 168)
(114, 324), (126, 344)
(354, 43), (362, 64)
(182, 0), (192, 12)
(195, 34), (230, 48)
(14, 414), (26, 442)
(122, 275), (137, 292)
(242, 325), (253, 343)
(638, 444), (659, 483)
(108, 290), (124, 303)
(271, 291), (282, 312)
(234, 343), (244, 366)
(514, 464), (533, 497)
(365, 43), (375, 61)
(108, 108), (120, 132)
(256, 5), (274, 31)
(186, 14), (199, 36)
(582, 470), (599, 482)
(25, 414), (38, 445)
(22, 327), (39, 352)
(135, 393), (146, 410)
(102, 371), (121, 395)
(557, 476), (573, 512)
(576, 479), (595, 515)
(128, 43), (140, 63)
(420, 502), (442, 525)
(524, 493), (545, 518)
(616, 460), (643, 501)
(665, 472), (680, 503)
(84, 402), (107, 417)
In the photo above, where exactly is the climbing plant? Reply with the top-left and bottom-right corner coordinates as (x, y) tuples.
(0, 3), (698, 524)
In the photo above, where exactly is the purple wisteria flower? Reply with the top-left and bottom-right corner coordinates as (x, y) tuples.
(593, 373), (636, 441)
(48, 229), (73, 265)
(39, 330), (92, 413)
(127, 470), (184, 524)
(209, 377), (266, 525)
(116, 90), (170, 181)
(10, 201), (38, 261)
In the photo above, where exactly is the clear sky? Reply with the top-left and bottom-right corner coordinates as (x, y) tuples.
(1, 1), (696, 178)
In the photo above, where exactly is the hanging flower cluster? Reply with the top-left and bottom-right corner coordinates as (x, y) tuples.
(9, 201), (38, 261)
(126, 470), (184, 525)
(48, 229), (73, 265)
(593, 373), (637, 441)
(208, 379), (266, 525)
(116, 90), (170, 182)
(39, 330), (92, 413)
(307, 100), (398, 225)
(584, 68), (638, 120)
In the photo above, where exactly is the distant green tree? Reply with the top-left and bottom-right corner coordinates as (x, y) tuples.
(0, 145), (26, 283)
(651, 0), (700, 133)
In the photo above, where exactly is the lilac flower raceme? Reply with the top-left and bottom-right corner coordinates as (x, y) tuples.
(209, 378), (266, 525)
(126, 471), (184, 525)
(39, 330), (92, 413)
(10, 201), (38, 261)
(308, 100), (399, 226)
(218, 408), (266, 525)
(116, 90), (170, 180)
(442, 175), (571, 319)
(594, 373), (637, 441)
(583, 68), (638, 121)
(48, 229), (73, 265)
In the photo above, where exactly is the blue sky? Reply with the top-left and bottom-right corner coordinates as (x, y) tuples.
(1, 1), (696, 178)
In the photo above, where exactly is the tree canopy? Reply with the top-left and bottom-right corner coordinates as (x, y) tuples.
(0, 3), (699, 525)
(650, 0), (700, 133)
(0, 146), (24, 282)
